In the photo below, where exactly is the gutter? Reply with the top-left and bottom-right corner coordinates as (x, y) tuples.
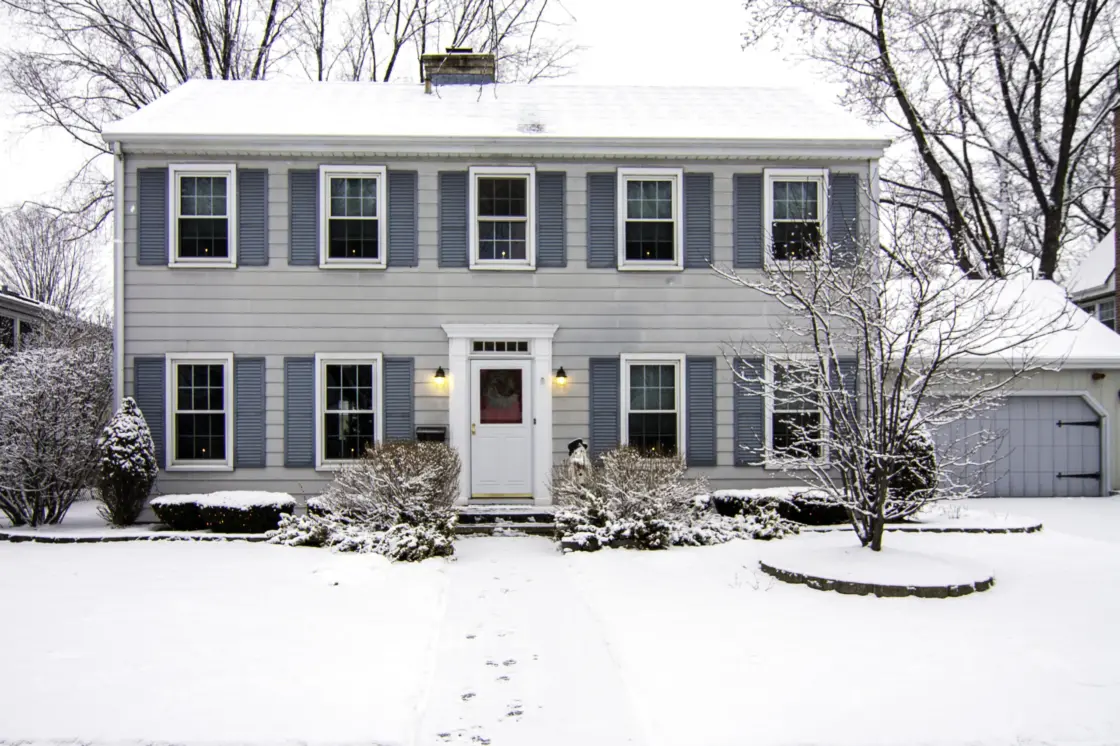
(113, 142), (125, 406)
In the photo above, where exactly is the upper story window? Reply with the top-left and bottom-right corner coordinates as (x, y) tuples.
(617, 168), (683, 271)
(470, 167), (535, 270)
(320, 165), (387, 269)
(167, 353), (234, 470)
(1084, 299), (1116, 331)
(621, 354), (685, 457)
(765, 169), (827, 262)
(315, 353), (382, 468)
(170, 164), (237, 267)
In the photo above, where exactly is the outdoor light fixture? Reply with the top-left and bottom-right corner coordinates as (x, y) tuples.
(555, 366), (568, 385)
(434, 366), (447, 383)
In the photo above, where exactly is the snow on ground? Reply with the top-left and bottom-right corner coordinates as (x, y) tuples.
(150, 491), (296, 508)
(2, 498), (1119, 745)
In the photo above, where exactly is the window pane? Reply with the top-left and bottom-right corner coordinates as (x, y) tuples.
(771, 221), (821, 261)
(175, 413), (226, 461)
(478, 177), (527, 217)
(774, 364), (819, 409)
(180, 176), (227, 217)
(478, 220), (527, 260)
(626, 179), (673, 220)
(772, 412), (822, 458)
(625, 221), (675, 261)
(628, 412), (677, 456)
(179, 218), (229, 258)
(325, 364), (375, 416)
(324, 412), (375, 461)
(479, 369), (523, 424)
(629, 364), (675, 413)
(329, 177), (378, 218)
(328, 218), (379, 259)
(773, 180), (818, 221)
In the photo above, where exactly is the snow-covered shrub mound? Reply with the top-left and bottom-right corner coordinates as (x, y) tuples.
(151, 492), (296, 533)
(673, 494), (799, 546)
(870, 428), (938, 520)
(96, 397), (158, 526)
(269, 442), (460, 561)
(711, 487), (849, 526)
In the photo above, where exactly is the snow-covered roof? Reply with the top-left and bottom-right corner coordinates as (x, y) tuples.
(101, 80), (891, 156)
(887, 277), (1120, 368)
(1065, 228), (1115, 299)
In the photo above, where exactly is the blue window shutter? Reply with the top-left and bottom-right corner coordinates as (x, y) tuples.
(733, 174), (763, 269)
(284, 357), (315, 467)
(733, 357), (765, 466)
(288, 170), (319, 266)
(133, 357), (166, 468)
(588, 357), (620, 459)
(537, 171), (566, 268)
(237, 168), (269, 266)
(831, 357), (859, 426)
(383, 357), (415, 441)
(686, 356), (717, 467)
(137, 168), (169, 266)
(684, 173), (714, 269)
(388, 170), (419, 267)
(829, 173), (860, 267)
(586, 172), (617, 268)
(438, 171), (468, 267)
(234, 357), (266, 468)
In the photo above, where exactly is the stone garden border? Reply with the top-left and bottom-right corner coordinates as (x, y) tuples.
(0, 531), (267, 544)
(758, 560), (996, 598)
(800, 522), (1043, 535)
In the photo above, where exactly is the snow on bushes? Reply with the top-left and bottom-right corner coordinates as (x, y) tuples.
(96, 397), (158, 526)
(712, 487), (849, 526)
(873, 427), (939, 520)
(151, 492), (296, 533)
(0, 327), (112, 527)
(268, 441), (461, 562)
(552, 448), (797, 552)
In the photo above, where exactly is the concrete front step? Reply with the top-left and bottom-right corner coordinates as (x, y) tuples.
(456, 522), (557, 536)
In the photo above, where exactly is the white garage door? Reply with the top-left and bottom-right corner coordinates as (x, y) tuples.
(936, 395), (1103, 497)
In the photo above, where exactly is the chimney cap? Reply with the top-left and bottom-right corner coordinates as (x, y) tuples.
(446, 47), (474, 54)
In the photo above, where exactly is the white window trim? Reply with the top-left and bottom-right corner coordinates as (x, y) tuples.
(165, 352), (235, 471)
(763, 355), (830, 469)
(616, 168), (684, 271)
(169, 163), (238, 268)
(319, 165), (389, 269)
(469, 166), (537, 271)
(314, 352), (384, 471)
(763, 168), (828, 268)
(620, 353), (687, 458)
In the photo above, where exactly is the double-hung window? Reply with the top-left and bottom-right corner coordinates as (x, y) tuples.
(617, 168), (683, 270)
(167, 354), (234, 470)
(320, 165), (387, 268)
(621, 355), (685, 457)
(1089, 299), (1116, 331)
(470, 166), (535, 269)
(171, 164), (236, 267)
(315, 353), (382, 468)
(765, 169), (827, 262)
(766, 359), (826, 463)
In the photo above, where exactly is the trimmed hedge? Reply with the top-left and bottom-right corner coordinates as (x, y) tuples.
(151, 493), (295, 533)
(711, 491), (850, 527)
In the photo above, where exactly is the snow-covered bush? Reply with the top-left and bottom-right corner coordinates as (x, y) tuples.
(553, 448), (705, 551)
(95, 397), (158, 526)
(0, 328), (112, 526)
(672, 495), (799, 546)
(269, 441), (461, 561)
(151, 492), (296, 533)
(875, 428), (938, 520)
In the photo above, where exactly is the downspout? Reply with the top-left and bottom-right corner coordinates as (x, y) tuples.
(113, 141), (125, 406)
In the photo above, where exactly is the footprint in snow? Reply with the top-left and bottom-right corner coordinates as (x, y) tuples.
(485, 660), (499, 667)
(496, 675), (510, 682)
(461, 692), (476, 701)
(502, 659), (517, 667)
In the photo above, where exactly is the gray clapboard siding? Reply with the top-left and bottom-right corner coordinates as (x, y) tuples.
(439, 171), (469, 267)
(383, 357), (415, 440)
(733, 357), (765, 466)
(733, 174), (763, 269)
(234, 357), (266, 467)
(685, 356), (717, 466)
(586, 172), (617, 268)
(829, 173), (860, 267)
(237, 169), (269, 266)
(133, 357), (166, 468)
(288, 170), (319, 266)
(388, 170), (419, 267)
(137, 168), (169, 266)
(588, 357), (620, 459)
(284, 357), (315, 467)
(684, 173), (714, 269)
(537, 171), (566, 268)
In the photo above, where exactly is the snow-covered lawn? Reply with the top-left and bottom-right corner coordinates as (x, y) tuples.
(2, 499), (1120, 745)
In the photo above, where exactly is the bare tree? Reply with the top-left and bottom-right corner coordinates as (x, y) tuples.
(0, 205), (101, 315)
(714, 202), (1076, 551)
(744, 0), (1120, 279)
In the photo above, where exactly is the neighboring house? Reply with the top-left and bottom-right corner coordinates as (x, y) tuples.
(101, 50), (891, 504)
(1066, 228), (1117, 329)
(0, 287), (46, 351)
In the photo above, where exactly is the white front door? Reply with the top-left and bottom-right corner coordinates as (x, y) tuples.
(470, 359), (533, 498)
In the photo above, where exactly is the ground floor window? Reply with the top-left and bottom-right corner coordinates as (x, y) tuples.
(621, 355), (684, 457)
(317, 354), (381, 466)
(169, 355), (233, 468)
(767, 359), (826, 462)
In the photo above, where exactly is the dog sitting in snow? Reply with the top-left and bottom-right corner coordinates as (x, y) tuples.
(567, 438), (590, 480)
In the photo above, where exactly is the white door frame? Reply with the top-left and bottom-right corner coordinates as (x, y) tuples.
(442, 323), (558, 505)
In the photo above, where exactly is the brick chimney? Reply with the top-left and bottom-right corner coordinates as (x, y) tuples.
(421, 48), (496, 90)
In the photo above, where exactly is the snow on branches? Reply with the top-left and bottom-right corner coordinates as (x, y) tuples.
(96, 397), (159, 526)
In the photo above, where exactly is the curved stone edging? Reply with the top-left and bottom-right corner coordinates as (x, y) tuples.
(0, 531), (268, 544)
(801, 523), (1042, 535)
(758, 560), (995, 598)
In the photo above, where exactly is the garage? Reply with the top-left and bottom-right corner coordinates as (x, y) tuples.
(938, 395), (1104, 498)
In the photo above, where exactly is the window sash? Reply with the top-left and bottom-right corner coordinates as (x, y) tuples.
(617, 171), (681, 268)
(768, 361), (827, 461)
(328, 176), (379, 219)
(623, 360), (682, 456)
(319, 360), (379, 464)
(171, 167), (235, 264)
(171, 362), (228, 463)
(470, 169), (534, 267)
